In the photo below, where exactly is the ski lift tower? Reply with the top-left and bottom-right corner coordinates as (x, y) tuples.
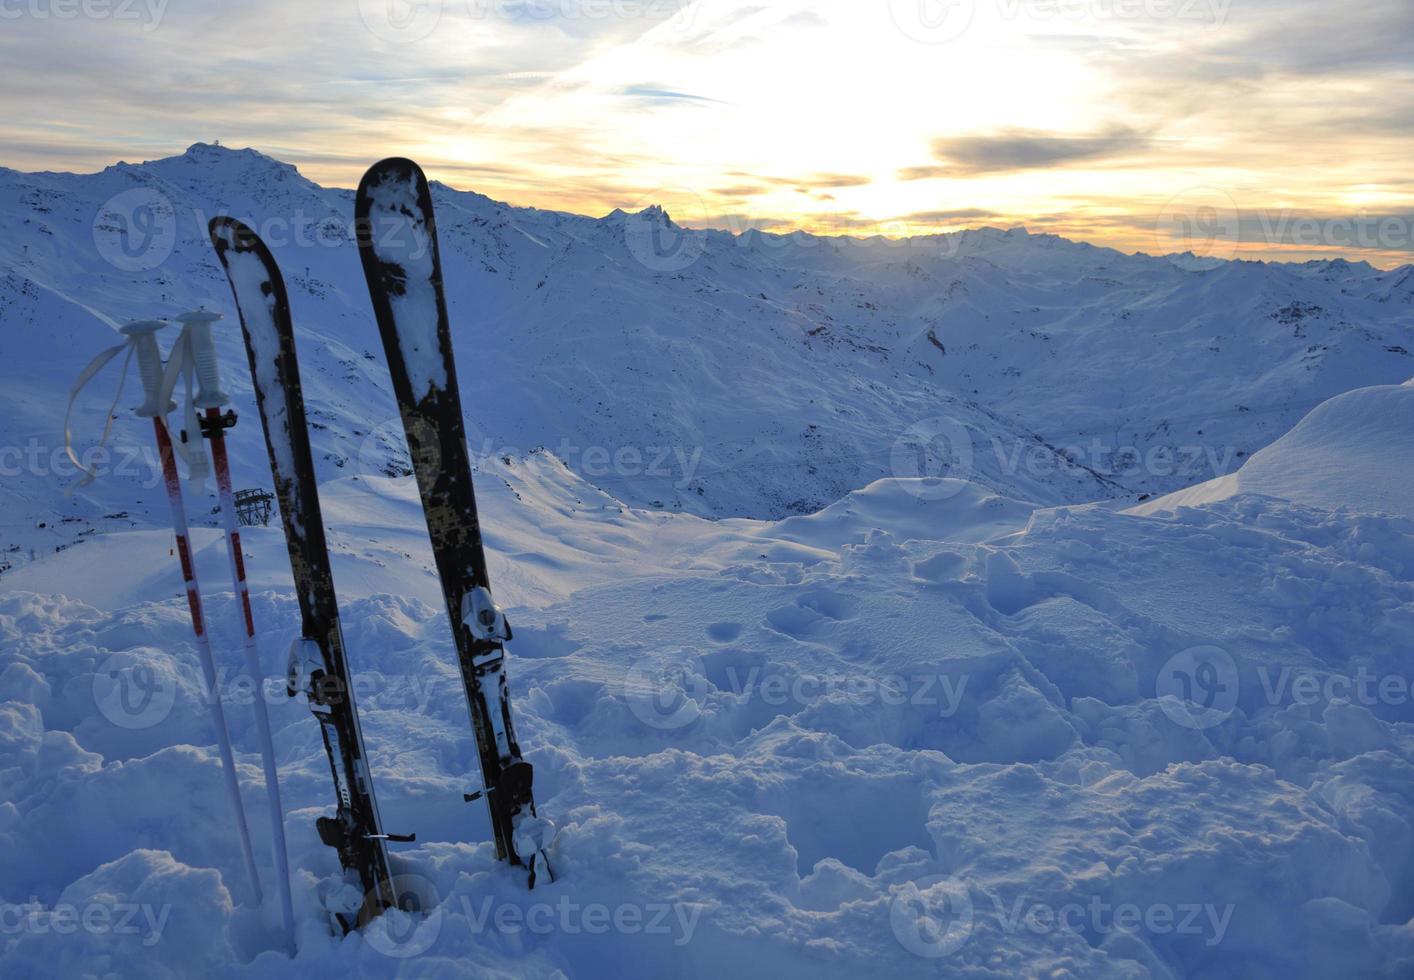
(234, 488), (275, 527)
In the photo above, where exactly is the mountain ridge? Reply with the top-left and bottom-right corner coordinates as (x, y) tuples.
(2, 143), (1411, 571)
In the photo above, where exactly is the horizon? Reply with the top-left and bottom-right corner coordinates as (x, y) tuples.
(14, 139), (1414, 272)
(2, 1), (1411, 267)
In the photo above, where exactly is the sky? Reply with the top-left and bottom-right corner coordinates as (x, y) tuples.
(2, 0), (1412, 265)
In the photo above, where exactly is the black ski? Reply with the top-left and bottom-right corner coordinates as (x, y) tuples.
(208, 217), (403, 930)
(354, 158), (553, 886)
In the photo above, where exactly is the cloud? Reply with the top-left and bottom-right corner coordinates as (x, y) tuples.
(894, 209), (1000, 224)
(619, 85), (725, 104)
(712, 184), (767, 198)
(807, 173), (871, 188)
(900, 127), (1153, 178)
(1210, 0), (1414, 76)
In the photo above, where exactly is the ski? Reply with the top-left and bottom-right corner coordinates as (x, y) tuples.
(355, 158), (553, 886)
(208, 217), (403, 931)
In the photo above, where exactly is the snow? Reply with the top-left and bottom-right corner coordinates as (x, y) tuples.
(361, 164), (446, 401)
(1129, 382), (1414, 519)
(3, 145), (1414, 977)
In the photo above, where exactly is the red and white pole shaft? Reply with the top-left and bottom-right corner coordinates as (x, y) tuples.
(180, 310), (296, 954)
(121, 318), (263, 907)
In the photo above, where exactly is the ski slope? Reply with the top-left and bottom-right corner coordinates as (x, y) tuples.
(2, 146), (1414, 978)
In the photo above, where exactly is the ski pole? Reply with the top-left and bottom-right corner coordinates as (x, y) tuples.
(179, 310), (297, 954)
(122, 318), (264, 908)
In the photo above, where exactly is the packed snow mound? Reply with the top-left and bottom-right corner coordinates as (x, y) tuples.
(6, 456), (1414, 976)
(1130, 382), (1414, 518)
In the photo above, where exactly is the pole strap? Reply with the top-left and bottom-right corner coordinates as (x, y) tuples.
(62, 341), (133, 495)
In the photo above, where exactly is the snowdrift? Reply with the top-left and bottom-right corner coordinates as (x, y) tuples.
(5, 443), (1414, 976)
(1130, 381), (1414, 519)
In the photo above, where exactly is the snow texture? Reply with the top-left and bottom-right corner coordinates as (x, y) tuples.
(361, 165), (446, 402)
(2, 145), (1414, 978)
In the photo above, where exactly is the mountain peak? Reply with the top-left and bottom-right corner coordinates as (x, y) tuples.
(602, 204), (674, 227)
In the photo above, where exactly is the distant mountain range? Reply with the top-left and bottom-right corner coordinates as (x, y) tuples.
(2, 143), (1411, 569)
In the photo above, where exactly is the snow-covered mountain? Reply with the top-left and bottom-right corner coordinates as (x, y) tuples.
(3, 144), (1411, 569)
(4, 146), (1414, 979)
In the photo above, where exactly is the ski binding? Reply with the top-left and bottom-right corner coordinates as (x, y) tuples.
(462, 586), (512, 642)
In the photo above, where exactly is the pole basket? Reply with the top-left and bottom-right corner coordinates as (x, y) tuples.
(234, 488), (275, 527)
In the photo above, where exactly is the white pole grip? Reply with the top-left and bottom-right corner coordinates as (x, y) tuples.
(178, 310), (229, 408)
(119, 320), (173, 418)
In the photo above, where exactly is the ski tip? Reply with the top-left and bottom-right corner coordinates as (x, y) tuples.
(357, 157), (427, 197)
(355, 158), (433, 252)
(208, 215), (261, 255)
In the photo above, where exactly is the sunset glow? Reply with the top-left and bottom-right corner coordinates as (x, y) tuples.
(2, 0), (1411, 264)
